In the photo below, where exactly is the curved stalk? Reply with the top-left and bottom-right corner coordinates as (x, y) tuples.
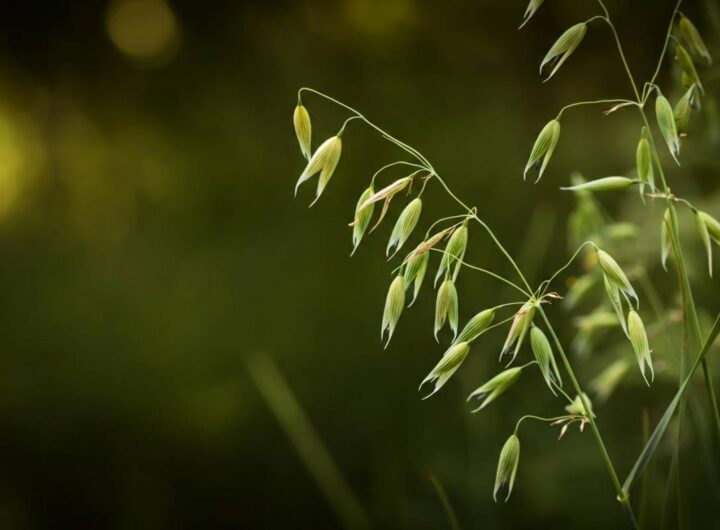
(302, 86), (638, 526)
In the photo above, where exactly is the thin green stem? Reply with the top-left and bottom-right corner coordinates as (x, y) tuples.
(538, 307), (635, 523)
(538, 241), (595, 299)
(299, 87), (433, 170)
(423, 215), (467, 239)
(556, 99), (636, 119)
(514, 414), (577, 434)
(646, 0), (683, 100)
(552, 380), (577, 406)
(429, 249), (531, 298)
(337, 116), (363, 136)
(370, 161), (426, 186)
(596, 2), (641, 101)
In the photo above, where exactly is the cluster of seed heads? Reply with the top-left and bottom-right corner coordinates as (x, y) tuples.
(291, 0), (718, 507)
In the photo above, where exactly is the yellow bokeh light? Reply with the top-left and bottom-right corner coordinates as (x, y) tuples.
(106, 0), (181, 67)
(0, 108), (45, 219)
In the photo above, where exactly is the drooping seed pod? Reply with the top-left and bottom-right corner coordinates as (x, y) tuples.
(501, 301), (536, 362)
(636, 132), (653, 196)
(674, 86), (696, 136)
(560, 176), (636, 193)
(627, 310), (654, 385)
(404, 249), (429, 306)
(294, 135), (343, 203)
(596, 249), (637, 304)
(467, 367), (523, 412)
(530, 326), (562, 394)
(293, 103), (312, 160)
(524, 119), (560, 182)
(419, 341), (470, 398)
(661, 208), (673, 271)
(655, 93), (681, 164)
(381, 275), (406, 346)
(350, 185), (375, 255)
(493, 434), (520, 502)
(695, 210), (713, 277)
(698, 211), (720, 243)
(455, 309), (495, 344)
(435, 278), (459, 340)
(540, 23), (587, 82)
(435, 225), (468, 285)
(604, 276), (628, 335)
(675, 44), (703, 94)
(679, 15), (712, 64)
(387, 198), (422, 258)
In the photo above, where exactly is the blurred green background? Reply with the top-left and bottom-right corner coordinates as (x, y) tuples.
(0, 0), (719, 528)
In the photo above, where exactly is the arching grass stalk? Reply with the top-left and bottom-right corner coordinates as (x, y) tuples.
(294, 86), (639, 527)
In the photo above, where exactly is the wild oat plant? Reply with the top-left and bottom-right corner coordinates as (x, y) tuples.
(291, 1), (720, 527)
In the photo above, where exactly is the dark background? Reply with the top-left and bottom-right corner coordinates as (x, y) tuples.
(0, 0), (719, 528)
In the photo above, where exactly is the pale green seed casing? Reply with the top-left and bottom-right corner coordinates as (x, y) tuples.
(540, 23), (587, 81)
(404, 249), (429, 305)
(468, 367), (523, 412)
(294, 135), (343, 203)
(679, 15), (712, 64)
(596, 249), (637, 303)
(530, 326), (562, 393)
(699, 211), (720, 242)
(661, 208), (672, 270)
(293, 103), (312, 160)
(435, 225), (468, 285)
(673, 86), (695, 135)
(381, 275), (406, 346)
(494, 435), (520, 502)
(561, 176), (636, 193)
(675, 44), (703, 93)
(604, 276), (628, 335)
(655, 93), (680, 164)
(419, 341), (471, 398)
(519, 0), (544, 28)
(695, 211), (713, 277)
(524, 119), (560, 182)
(351, 185), (375, 255)
(387, 198), (422, 257)
(435, 278), (459, 340)
(636, 135), (653, 195)
(455, 308), (495, 344)
(627, 310), (653, 384)
(501, 301), (536, 361)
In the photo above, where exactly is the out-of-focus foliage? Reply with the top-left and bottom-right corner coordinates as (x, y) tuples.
(0, 0), (719, 528)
